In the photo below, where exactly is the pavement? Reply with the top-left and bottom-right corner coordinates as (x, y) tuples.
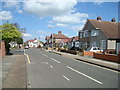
(1, 49), (27, 89)
(47, 50), (120, 72)
(25, 48), (119, 88)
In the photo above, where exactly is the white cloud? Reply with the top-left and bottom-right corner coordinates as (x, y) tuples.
(56, 23), (68, 27)
(22, 33), (32, 37)
(3, 0), (23, 14)
(17, 10), (23, 14)
(70, 25), (84, 32)
(48, 25), (54, 29)
(37, 30), (51, 35)
(23, 0), (77, 17)
(0, 11), (13, 21)
(53, 12), (88, 24)
(3, 0), (19, 8)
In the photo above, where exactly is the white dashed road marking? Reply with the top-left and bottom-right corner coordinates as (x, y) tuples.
(50, 65), (53, 68)
(67, 66), (103, 84)
(43, 54), (48, 57)
(63, 75), (70, 82)
(50, 58), (60, 63)
(41, 62), (48, 64)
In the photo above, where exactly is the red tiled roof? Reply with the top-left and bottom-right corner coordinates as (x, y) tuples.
(28, 38), (36, 42)
(84, 19), (119, 39)
(67, 36), (79, 42)
(28, 39), (35, 42)
(73, 36), (79, 41)
(54, 33), (69, 39)
(45, 36), (50, 40)
(62, 39), (70, 43)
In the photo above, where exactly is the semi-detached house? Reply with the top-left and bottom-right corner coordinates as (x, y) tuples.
(78, 16), (120, 54)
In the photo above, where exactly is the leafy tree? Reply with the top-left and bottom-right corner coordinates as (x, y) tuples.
(0, 23), (21, 54)
(16, 37), (23, 48)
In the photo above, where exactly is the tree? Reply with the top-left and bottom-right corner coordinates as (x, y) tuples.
(16, 37), (23, 48)
(0, 23), (21, 54)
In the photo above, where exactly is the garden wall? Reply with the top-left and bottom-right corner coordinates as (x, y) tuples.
(0, 41), (6, 57)
(93, 53), (120, 63)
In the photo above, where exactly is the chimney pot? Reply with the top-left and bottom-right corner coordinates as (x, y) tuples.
(111, 18), (116, 22)
(97, 16), (102, 20)
(58, 31), (62, 34)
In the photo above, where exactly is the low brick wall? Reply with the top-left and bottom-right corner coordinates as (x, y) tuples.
(83, 51), (94, 56)
(93, 53), (120, 63)
(83, 51), (102, 56)
(59, 48), (77, 55)
(0, 41), (6, 57)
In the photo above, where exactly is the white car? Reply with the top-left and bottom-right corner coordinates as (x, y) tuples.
(25, 46), (29, 49)
(86, 47), (103, 52)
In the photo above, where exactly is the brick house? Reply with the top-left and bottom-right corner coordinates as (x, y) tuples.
(45, 36), (50, 47)
(78, 16), (120, 53)
(45, 31), (69, 48)
(65, 36), (79, 49)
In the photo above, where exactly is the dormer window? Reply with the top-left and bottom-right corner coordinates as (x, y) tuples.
(91, 30), (98, 36)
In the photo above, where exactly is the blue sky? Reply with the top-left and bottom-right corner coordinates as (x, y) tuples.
(0, 0), (119, 42)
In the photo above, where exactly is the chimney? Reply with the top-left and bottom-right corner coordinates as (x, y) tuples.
(111, 18), (116, 22)
(58, 31), (62, 34)
(97, 16), (102, 20)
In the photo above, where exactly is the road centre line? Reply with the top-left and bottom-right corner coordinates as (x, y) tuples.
(67, 66), (103, 84)
(50, 58), (60, 63)
(41, 62), (48, 64)
(63, 75), (70, 82)
(43, 54), (48, 57)
(25, 54), (31, 64)
(50, 65), (53, 68)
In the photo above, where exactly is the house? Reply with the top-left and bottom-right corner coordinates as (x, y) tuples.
(27, 38), (42, 48)
(45, 31), (69, 48)
(65, 36), (79, 49)
(78, 16), (120, 54)
(45, 36), (50, 47)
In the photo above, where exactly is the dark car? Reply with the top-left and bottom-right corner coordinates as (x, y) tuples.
(70, 46), (79, 50)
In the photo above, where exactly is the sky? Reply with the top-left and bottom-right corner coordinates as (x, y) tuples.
(0, 0), (119, 42)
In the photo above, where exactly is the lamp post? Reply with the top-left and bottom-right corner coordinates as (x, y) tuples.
(52, 34), (53, 52)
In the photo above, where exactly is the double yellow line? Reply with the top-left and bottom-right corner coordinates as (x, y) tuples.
(24, 53), (31, 64)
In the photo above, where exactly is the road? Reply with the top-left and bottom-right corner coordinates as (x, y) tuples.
(24, 48), (119, 88)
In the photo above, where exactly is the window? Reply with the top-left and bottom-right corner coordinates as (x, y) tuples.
(93, 47), (97, 50)
(92, 42), (97, 47)
(91, 30), (98, 36)
(83, 31), (89, 37)
(80, 32), (83, 38)
(100, 40), (106, 50)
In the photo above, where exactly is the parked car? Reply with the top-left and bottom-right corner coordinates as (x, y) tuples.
(85, 47), (103, 52)
(24, 46), (29, 49)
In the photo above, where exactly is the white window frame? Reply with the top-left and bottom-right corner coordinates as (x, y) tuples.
(91, 30), (98, 36)
(83, 31), (89, 37)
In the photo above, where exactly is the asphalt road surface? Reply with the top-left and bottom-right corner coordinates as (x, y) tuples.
(24, 48), (119, 88)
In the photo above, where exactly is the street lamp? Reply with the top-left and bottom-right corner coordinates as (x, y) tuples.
(52, 34), (53, 52)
